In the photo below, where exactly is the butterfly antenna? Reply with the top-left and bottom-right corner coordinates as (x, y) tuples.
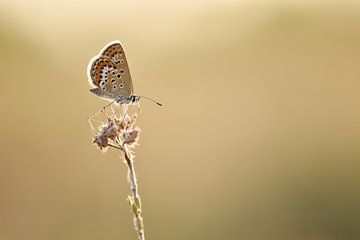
(139, 96), (163, 106)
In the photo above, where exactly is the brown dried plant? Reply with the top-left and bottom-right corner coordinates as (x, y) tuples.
(88, 107), (145, 240)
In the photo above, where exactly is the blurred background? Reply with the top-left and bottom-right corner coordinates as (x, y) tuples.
(1, 0), (360, 239)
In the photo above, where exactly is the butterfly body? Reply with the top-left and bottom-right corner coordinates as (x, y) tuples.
(115, 95), (141, 105)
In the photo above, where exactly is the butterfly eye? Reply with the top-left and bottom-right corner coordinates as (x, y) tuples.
(119, 83), (124, 88)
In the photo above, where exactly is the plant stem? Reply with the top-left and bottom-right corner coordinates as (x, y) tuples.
(124, 149), (145, 240)
(110, 141), (145, 240)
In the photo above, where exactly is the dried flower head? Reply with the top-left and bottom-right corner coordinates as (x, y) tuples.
(123, 127), (141, 148)
(118, 113), (137, 130)
(93, 130), (109, 150)
(89, 110), (140, 152)
(106, 119), (121, 140)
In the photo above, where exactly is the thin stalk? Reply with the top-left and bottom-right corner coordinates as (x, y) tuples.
(109, 141), (145, 240)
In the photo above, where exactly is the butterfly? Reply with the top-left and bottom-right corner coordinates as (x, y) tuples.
(87, 40), (162, 106)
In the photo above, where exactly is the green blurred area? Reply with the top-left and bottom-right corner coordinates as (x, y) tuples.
(0, 1), (360, 240)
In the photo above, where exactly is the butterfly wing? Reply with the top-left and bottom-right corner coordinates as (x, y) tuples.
(100, 40), (134, 95)
(88, 56), (115, 99)
(88, 56), (132, 101)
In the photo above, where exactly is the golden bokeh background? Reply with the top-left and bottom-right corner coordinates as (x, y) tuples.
(1, 1), (360, 239)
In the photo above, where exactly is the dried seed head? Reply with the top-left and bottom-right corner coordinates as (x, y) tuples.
(116, 115), (129, 130)
(106, 119), (121, 140)
(89, 110), (141, 152)
(93, 132), (108, 150)
(116, 114), (137, 130)
(128, 114), (137, 129)
(123, 127), (141, 148)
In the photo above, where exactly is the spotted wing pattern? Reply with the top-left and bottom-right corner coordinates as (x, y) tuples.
(88, 41), (134, 100)
(100, 41), (134, 94)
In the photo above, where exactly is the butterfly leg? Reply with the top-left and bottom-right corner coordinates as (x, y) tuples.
(87, 108), (105, 127)
(120, 104), (129, 122)
(121, 104), (128, 115)
(102, 99), (116, 113)
(100, 107), (111, 119)
(110, 105), (122, 119)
